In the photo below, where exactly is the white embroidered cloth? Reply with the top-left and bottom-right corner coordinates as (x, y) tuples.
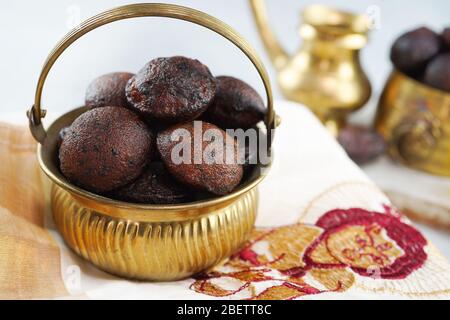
(1, 100), (449, 299)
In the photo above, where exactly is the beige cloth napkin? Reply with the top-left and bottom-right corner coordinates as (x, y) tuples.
(1, 101), (450, 299)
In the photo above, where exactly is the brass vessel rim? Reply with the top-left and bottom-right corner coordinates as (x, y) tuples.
(37, 136), (269, 212)
(393, 68), (450, 98)
(301, 4), (370, 35)
(29, 3), (276, 213)
(299, 24), (368, 49)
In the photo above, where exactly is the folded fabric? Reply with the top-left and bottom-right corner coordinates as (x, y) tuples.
(365, 157), (450, 231)
(0, 101), (449, 299)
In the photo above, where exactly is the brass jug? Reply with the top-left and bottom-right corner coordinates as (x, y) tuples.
(250, 0), (372, 134)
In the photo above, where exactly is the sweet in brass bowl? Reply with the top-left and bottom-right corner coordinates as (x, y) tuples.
(375, 70), (450, 177)
(43, 107), (268, 280)
(28, 4), (276, 281)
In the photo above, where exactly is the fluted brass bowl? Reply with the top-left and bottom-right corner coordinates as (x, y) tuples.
(375, 70), (450, 177)
(27, 4), (276, 281)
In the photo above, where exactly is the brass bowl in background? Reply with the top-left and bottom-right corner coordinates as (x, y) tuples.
(375, 70), (450, 177)
(27, 4), (276, 281)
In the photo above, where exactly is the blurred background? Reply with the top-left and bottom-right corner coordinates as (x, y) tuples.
(1, 0), (449, 119)
(1, 0), (449, 257)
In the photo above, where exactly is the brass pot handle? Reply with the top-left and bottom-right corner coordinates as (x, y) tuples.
(27, 3), (276, 152)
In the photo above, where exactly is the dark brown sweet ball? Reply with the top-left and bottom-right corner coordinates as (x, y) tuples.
(442, 28), (450, 49)
(157, 121), (243, 195)
(337, 125), (386, 165)
(59, 106), (154, 193)
(202, 76), (267, 129)
(85, 72), (134, 109)
(126, 56), (217, 123)
(111, 162), (192, 204)
(390, 27), (440, 76)
(424, 53), (450, 92)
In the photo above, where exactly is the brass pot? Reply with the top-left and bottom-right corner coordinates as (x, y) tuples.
(27, 3), (277, 281)
(375, 70), (450, 177)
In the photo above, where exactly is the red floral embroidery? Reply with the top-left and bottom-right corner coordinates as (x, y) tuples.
(190, 206), (428, 299)
(303, 207), (427, 279)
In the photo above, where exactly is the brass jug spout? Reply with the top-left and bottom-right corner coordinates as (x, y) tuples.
(249, 0), (289, 70)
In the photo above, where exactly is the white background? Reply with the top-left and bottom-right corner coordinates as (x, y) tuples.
(1, 0), (450, 118)
(1, 1), (449, 258)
